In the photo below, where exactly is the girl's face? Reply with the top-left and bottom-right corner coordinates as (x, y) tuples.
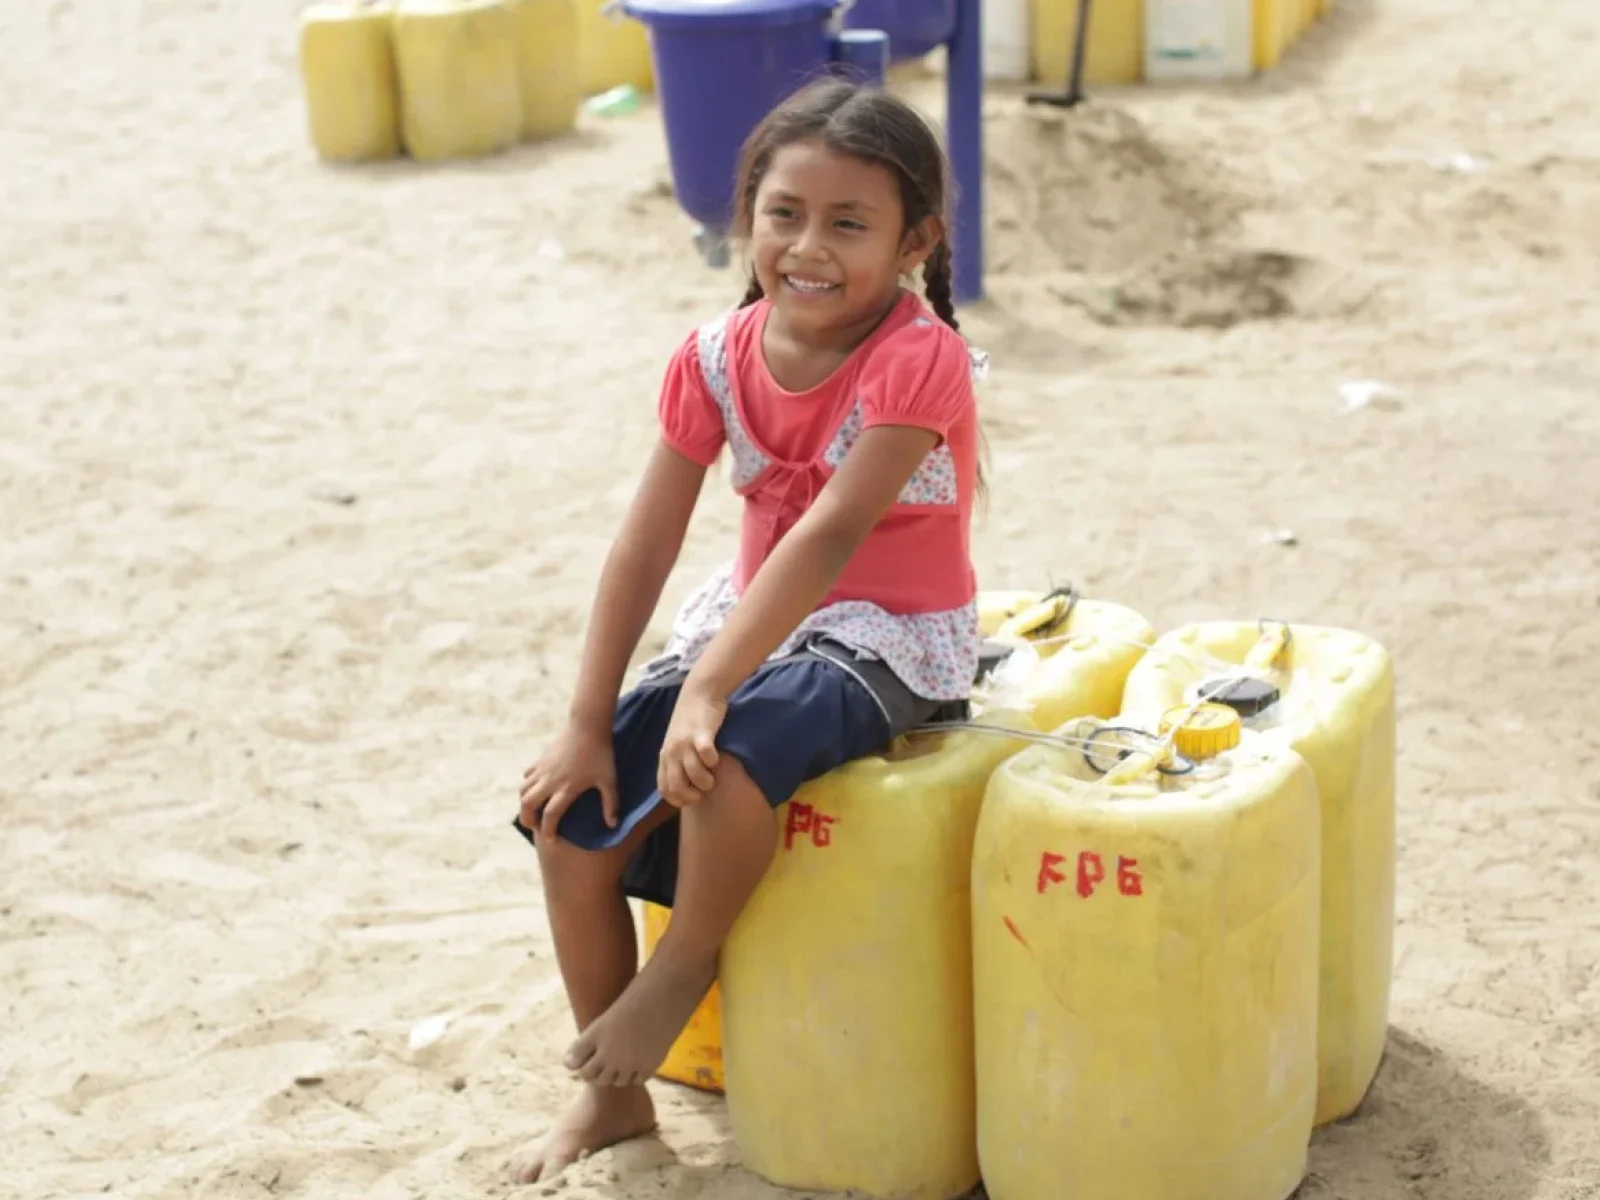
(750, 139), (940, 342)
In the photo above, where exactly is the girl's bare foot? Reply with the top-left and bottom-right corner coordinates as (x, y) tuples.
(513, 1082), (656, 1184)
(563, 950), (717, 1087)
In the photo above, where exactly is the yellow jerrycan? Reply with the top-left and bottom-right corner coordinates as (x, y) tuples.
(976, 586), (1156, 731)
(718, 716), (1035, 1200)
(298, 1), (402, 163)
(576, 0), (653, 96)
(393, 0), (524, 162)
(637, 901), (725, 1092)
(1120, 620), (1396, 1126)
(972, 705), (1322, 1200)
(1031, 0), (1145, 87)
(511, 0), (580, 141)
(1253, 0), (1295, 70)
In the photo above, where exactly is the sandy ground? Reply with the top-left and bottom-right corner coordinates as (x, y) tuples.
(3, 0), (1598, 1197)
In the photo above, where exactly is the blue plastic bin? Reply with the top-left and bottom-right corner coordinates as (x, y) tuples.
(842, 0), (955, 62)
(622, 0), (845, 252)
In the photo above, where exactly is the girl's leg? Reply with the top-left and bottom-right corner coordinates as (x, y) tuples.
(515, 805), (676, 1185)
(564, 755), (778, 1087)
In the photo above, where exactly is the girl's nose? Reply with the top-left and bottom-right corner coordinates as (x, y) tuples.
(791, 220), (831, 260)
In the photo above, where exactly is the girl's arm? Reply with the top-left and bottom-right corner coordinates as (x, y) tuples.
(567, 439), (708, 732)
(680, 424), (938, 705)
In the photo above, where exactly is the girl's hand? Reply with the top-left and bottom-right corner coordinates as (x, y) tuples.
(657, 685), (727, 808)
(520, 723), (620, 840)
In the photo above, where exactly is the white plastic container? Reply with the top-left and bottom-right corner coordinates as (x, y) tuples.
(1143, 0), (1254, 81)
(983, 0), (1028, 81)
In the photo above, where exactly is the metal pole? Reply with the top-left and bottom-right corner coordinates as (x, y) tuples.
(947, 0), (984, 304)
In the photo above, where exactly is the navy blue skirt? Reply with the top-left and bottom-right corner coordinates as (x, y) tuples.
(512, 639), (952, 908)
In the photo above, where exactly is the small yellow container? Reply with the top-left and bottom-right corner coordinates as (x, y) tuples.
(298, 1), (401, 163)
(576, 0), (653, 96)
(639, 901), (724, 1092)
(1030, 0), (1144, 87)
(511, 0), (580, 140)
(393, 0), (524, 163)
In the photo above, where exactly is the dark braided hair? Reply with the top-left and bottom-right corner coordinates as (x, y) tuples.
(731, 77), (960, 334)
(920, 241), (959, 330)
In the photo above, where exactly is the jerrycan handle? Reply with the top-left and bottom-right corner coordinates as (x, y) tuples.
(1041, 582), (1080, 635)
(1244, 618), (1293, 673)
(992, 584), (1078, 644)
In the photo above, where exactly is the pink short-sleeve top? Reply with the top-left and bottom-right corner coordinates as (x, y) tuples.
(648, 290), (987, 702)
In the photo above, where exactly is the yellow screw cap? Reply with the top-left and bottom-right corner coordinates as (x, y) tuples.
(1161, 703), (1242, 761)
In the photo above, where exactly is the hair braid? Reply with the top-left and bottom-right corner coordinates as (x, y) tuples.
(738, 270), (765, 307)
(922, 242), (960, 332)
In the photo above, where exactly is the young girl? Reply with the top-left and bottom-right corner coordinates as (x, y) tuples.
(513, 76), (985, 1183)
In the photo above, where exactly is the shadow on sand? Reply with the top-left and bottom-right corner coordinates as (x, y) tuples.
(541, 1024), (1550, 1200)
(1298, 1026), (1551, 1200)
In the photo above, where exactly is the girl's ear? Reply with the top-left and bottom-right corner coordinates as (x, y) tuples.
(897, 214), (944, 276)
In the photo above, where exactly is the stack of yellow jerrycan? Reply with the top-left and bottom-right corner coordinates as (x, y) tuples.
(971, 700), (1323, 1200)
(1120, 619), (1397, 1126)
(298, 0), (579, 164)
(636, 586), (1156, 1199)
(1028, 0), (1338, 87)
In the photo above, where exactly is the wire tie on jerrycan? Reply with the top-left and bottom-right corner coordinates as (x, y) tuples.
(919, 671), (1266, 783)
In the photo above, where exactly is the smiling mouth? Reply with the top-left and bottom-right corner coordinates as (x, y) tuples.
(782, 275), (840, 296)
